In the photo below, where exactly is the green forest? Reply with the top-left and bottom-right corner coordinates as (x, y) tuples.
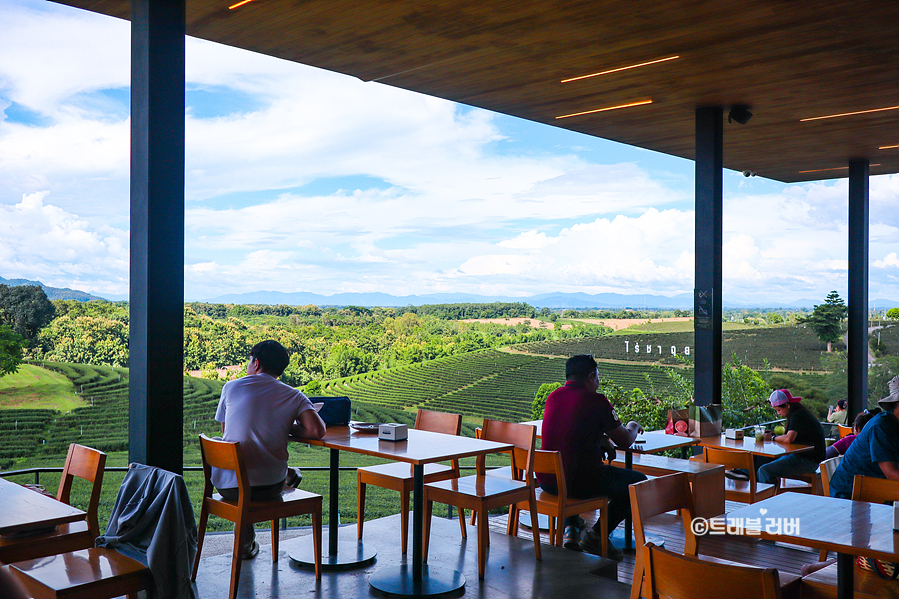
(30, 300), (609, 386)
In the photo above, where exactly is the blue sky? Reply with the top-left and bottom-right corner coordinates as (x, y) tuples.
(2, 0), (899, 305)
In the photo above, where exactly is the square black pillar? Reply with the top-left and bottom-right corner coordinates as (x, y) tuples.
(694, 106), (723, 407)
(847, 159), (869, 418)
(129, 0), (186, 474)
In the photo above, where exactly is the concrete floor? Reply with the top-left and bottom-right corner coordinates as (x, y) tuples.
(192, 514), (630, 599)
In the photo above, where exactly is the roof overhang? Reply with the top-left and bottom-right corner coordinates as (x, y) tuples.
(55, 0), (899, 183)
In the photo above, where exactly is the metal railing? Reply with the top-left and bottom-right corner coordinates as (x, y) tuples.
(1, 464), (486, 530)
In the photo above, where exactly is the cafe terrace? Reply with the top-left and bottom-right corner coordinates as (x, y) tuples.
(3, 1), (898, 598)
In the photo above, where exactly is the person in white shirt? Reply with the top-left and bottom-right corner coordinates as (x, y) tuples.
(212, 340), (326, 559)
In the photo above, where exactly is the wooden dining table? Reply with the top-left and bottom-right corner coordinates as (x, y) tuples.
(0, 477), (86, 562)
(726, 493), (899, 599)
(290, 426), (513, 596)
(697, 432), (813, 457)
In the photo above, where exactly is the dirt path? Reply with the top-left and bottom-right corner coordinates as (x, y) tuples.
(573, 317), (692, 330)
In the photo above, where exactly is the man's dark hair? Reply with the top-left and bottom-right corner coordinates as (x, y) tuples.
(250, 340), (290, 377)
(565, 354), (597, 381)
(854, 408), (881, 430)
(837, 399), (847, 410)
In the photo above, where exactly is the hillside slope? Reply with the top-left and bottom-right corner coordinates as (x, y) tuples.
(321, 348), (682, 421)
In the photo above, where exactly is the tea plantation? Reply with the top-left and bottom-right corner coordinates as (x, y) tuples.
(515, 325), (830, 371)
(321, 348), (681, 420)
(0, 362), (497, 530)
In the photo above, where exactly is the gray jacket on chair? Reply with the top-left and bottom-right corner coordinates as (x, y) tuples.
(96, 463), (198, 599)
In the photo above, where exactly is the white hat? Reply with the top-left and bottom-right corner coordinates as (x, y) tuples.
(878, 376), (899, 409)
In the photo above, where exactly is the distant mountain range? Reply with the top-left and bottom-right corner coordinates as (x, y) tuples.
(0, 276), (107, 302)
(4, 275), (899, 310)
(204, 289), (899, 311)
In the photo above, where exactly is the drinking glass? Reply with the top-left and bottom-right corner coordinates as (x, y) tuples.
(754, 426), (765, 443)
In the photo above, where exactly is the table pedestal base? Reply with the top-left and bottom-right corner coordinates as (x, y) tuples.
(369, 564), (465, 596)
(288, 536), (376, 568)
(517, 511), (550, 530)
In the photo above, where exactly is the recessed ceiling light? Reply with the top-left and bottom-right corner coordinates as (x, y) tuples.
(800, 106), (899, 122)
(561, 56), (679, 84)
(798, 164), (881, 174)
(555, 99), (652, 120)
(229, 0), (257, 9)
(880, 144), (899, 150)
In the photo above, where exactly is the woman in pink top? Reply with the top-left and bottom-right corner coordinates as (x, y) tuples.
(824, 408), (880, 459)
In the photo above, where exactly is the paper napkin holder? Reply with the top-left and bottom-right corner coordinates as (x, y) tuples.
(378, 423), (408, 441)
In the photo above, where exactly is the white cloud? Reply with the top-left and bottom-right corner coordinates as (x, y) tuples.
(498, 231), (554, 250)
(4, 1), (899, 305)
(0, 192), (128, 294)
(874, 253), (899, 269)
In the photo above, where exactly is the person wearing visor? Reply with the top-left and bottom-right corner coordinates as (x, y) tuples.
(756, 389), (825, 485)
(828, 376), (899, 499)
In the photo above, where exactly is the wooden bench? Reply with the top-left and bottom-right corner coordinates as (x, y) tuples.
(611, 453), (725, 518)
(800, 562), (899, 599)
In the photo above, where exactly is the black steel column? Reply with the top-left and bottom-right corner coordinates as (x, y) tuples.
(847, 159), (869, 419)
(694, 107), (723, 407)
(129, 0), (186, 474)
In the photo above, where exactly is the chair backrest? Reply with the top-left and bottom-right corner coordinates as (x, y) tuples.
(643, 542), (782, 599)
(819, 455), (843, 496)
(838, 425), (853, 439)
(703, 446), (765, 500)
(851, 474), (899, 504)
(198, 434), (252, 507)
(480, 419), (536, 480)
(531, 449), (566, 497)
(629, 473), (698, 557)
(415, 409), (462, 436)
(57, 443), (107, 538)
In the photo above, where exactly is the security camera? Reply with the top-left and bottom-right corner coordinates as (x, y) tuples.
(728, 105), (753, 125)
(742, 170), (757, 178)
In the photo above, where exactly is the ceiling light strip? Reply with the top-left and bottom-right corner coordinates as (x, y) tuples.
(555, 99), (653, 120)
(229, 0), (257, 9)
(880, 144), (899, 150)
(798, 164), (881, 174)
(561, 56), (680, 83)
(800, 106), (899, 122)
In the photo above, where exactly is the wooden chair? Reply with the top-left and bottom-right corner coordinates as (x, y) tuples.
(852, 474), (899, 504)
(469, 426), (513, 526)
(192, 434), (323, 599)
(702, 446), (776, 503)
(423, 419), (541, 580)
(820, 455), (843, 496)
(778, 470), (822, 495)
(629, 473), (700, 599)
(0, 444), (107, 564)
(508, 449), (608, 556)
(356, 409), (466, 553)
(643, 541), (782, 599)
(837, 425), (853, 439)
(816, 455), (843, 560)
(6, 548), (149, 599)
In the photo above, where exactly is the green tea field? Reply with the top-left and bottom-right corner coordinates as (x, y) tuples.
(515, 325), (830, 371)
(321, 348), (681, 420)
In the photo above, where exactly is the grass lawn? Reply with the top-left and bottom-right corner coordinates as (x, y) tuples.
(0, 364), (83, 411)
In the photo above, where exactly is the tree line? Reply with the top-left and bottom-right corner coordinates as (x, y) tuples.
(26, 299), (611, 387)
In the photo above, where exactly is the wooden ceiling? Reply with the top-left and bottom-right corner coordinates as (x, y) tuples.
(56, 0), (899, 183)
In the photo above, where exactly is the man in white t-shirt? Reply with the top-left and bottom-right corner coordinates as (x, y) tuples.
(212, 340), (326, 559)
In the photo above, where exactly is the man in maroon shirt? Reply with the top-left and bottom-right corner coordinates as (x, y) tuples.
(537, 354), (646, 559)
